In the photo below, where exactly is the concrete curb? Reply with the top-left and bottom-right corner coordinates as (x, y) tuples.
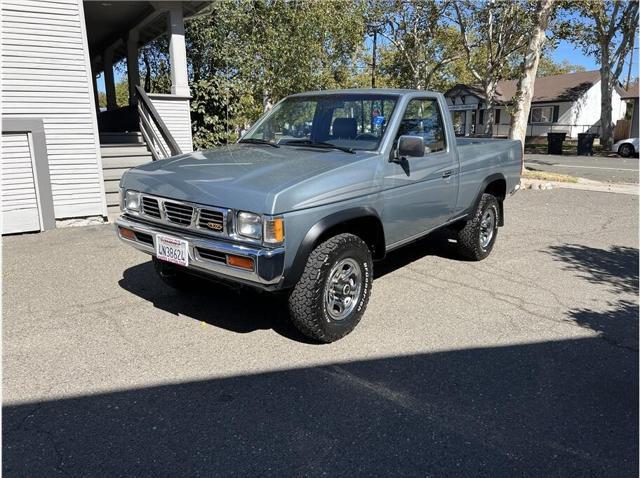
(520, 178), (638, 195)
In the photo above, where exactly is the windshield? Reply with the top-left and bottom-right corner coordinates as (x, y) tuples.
(242, 94), (399, 151)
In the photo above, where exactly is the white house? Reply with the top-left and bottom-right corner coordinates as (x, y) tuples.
(1, 0), (208, 235)
(444, 70), (627, 139)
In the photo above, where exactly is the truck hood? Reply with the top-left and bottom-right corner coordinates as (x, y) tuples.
(120, 143), (380, 214)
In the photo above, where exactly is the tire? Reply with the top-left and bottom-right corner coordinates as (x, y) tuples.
(618, 143), (635, 158)
(456, 193), (500, 261)
(153, 257), (196, 292)
(288, 233), (373, 343)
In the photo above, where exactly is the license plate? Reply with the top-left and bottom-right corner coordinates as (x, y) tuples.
(156, 234), (189, 267)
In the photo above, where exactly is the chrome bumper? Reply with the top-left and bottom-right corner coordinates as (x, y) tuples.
(115, 216), (285, 286)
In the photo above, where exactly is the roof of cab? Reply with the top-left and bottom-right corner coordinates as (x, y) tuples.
(287, 88), (430, 97)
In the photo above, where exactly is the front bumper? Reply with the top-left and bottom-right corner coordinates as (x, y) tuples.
(115, 215), (285, 287)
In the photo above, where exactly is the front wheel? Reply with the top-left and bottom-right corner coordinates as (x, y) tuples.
(288, 233), (373, 343)
(618, 143), (635, 158)
(456, 193), (500, 261)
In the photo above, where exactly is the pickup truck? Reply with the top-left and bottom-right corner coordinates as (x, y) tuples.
(116, 89), (521, 342)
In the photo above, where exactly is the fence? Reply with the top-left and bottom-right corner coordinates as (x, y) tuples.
(465, 123), (602, 139)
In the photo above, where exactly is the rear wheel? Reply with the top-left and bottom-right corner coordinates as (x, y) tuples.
(288, 233), (373, 343)
(618, 143), (635, 158)
(456, 193), (500, 261)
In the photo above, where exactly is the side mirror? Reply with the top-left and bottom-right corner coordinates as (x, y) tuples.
(397, 135), (425, 158)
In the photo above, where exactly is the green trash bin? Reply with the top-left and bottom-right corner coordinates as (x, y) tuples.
(547, 132), (567, 155)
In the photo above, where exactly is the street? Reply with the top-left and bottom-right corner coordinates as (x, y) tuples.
(525, 153), (639, 183)
(3, 189), (638, 476)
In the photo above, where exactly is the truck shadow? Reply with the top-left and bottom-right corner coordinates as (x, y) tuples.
(4, 338), (638, 476)
(118, 232), (462, 342)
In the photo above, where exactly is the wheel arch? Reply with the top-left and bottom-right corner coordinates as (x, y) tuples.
(283, 207), (385, 288)
(461, 173), (507, 227)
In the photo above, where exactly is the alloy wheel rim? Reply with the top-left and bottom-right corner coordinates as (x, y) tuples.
(324, 258), (362, 321)
(479, 208), (496, 249)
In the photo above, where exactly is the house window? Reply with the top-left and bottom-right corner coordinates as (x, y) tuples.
(531, 106), (554, 123)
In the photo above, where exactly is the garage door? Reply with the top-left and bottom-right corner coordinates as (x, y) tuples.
(2, 133), (41, 234)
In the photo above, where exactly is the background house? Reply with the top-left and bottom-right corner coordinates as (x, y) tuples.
(444, 70), (627, 139)
(1, 0), (207, 235)
(618, 80), (639, 140)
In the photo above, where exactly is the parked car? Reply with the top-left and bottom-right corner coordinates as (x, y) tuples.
(116, 89), (522, 342)
(613, 137), (639, 157)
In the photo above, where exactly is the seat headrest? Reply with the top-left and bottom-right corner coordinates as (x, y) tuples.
(333, 118), (357, 139)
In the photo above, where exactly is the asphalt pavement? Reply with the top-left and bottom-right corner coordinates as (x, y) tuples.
(3, 189), (638, 477)
(525, 153), (639, 183)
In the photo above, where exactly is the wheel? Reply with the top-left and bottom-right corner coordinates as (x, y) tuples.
(288, 233), (373, 343)
(152, 257), (196, 292)
(618, 143), (635, 158)
(456, 193), (500, 261)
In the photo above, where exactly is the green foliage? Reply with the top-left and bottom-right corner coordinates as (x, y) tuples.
(129, 0), (631, 149)
(183, 0), (367, 149)
(536, 57), (586, 77)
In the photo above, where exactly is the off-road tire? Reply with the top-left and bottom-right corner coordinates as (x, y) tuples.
(288, 233), (373, 343)
(153, 257), (196, 292)
(456, 193), (500, 261)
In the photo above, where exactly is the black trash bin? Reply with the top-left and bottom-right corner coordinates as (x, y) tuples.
(577, 133), (596, 156)
(547, 132), (567, 155)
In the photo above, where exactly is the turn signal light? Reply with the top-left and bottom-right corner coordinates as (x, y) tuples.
(227, 255), (254, 270)
(119, 227), (136, 240)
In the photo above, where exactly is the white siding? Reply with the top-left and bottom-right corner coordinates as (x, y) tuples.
(1, 0), (107, 219)
(2, 133), (41, 233)
(148, 94), (194, 154)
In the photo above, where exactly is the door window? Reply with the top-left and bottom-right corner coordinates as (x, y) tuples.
(396, 98), (447, 154)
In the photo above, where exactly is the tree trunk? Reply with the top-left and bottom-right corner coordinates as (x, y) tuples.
(483, 81), (498, 136)
(599, 47), (614, 150)
(509, 0), (555, 163)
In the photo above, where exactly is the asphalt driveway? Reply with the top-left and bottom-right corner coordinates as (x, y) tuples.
(3, 189), (638, 477)
(525, 153), (639, 183)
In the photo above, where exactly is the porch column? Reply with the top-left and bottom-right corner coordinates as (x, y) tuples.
(91, 71), (100, 113)
(167, 4), (190, 96)
(103, 47), (117, 110)
(127, 30), (140, 105)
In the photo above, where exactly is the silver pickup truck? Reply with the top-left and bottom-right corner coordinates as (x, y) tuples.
(116, 89), (521, 342)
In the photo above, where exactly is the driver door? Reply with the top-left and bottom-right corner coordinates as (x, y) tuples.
(381, 97), (458, 246)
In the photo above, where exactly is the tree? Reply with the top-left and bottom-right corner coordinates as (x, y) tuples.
(183, 0), (367, 149)
(536, 57), (586, 77)
(369, 0), (462, 91)
(560, 0), (639, 149)
(451, 0), (529, 135)
(509, 0), (556, 157)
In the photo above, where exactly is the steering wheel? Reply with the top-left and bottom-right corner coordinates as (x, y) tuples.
(355, 133), (378, 141)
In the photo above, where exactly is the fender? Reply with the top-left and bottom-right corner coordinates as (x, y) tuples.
(460, 173), (507, 226)
(283, 207), (384, 288)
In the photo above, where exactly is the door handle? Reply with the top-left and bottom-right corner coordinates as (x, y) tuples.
(442, 170), (452, 178)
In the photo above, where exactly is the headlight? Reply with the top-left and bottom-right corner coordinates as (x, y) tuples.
(236, 211), (262, 239)
(264, 217), (284, 244)
(124, 190), (141, 211)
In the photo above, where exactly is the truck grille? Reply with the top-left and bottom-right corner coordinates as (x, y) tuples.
(198, 208), (224, 233)
(141, 197), (161, 218)
(164, 201), (194, 226)
(137, 194), (228, 237)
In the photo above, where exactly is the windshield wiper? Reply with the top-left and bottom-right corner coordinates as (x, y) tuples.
(282, 139), (355, 154)
(239, 138), (280, 148)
